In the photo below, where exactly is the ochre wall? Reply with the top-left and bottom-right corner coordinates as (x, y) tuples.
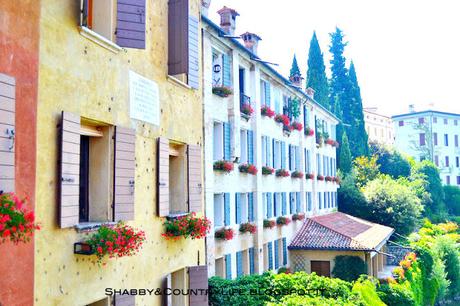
(290, 250), (366, 275)
(0, 1), (39, 306)
(35, 0), (204, 305)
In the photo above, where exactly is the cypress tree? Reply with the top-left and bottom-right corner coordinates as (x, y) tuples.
(339, 132), (352, 174)
(290, 54), (301, 77)
(348, 61), (369, 156)
(306, 32), (330, 110)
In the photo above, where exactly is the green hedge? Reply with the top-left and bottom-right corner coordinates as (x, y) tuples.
(332, 255), (368, 282)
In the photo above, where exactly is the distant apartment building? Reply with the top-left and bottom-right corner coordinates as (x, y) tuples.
(392, 109), (460, 186)
(363, 107), (394, 145)
(202, 7), (340, 279)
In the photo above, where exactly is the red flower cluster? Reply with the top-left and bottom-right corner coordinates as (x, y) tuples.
(325, 176), (333, 182)
(305, 173), (315, 180)
(241, 103), (254, 116)
(262, 166), (275, 175)
(0, 192), (40, 244)
(261, 105), (275, 118)
(292, 213), (305, 221)
(274, 114), (290, 126)
(275, 169), (290, 177)
(214, 160), (234, 173)
(291, 122), (303, 131)
(283, 124), (294, 132)
(304, 127), (315, 137)
(291, 171), (304, 179)
(86, 223), (146, 265)
(239, 222), (257, 234)
(276, 216), (291, 226)
(263, 219), (276, 229)
(239, 163), (258, 175)
(325, 138), (340, 147)
(162, 212), (211, 240)
(317, 175), (325, 181)
(215, 228), (234, 240)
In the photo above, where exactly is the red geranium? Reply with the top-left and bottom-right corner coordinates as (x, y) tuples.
(291, 122), (303, 131)
(305, 173), (315, 180)
(292, 213), (305, 221)
(304, 127), (314, 137)
(239, 163), (258, 175)
(317, 175), (325, 181)
(291, 171), (304, 179)
(325, 176), (333, 182)
(275, 169), (290, 177)
(262, 166), (275, 175)
(274, 114), (290, 126)
(261, 105), (275, 118)
(0, 192), (40, 244)
(215, 228), (234, 241)
(241, 103), (254, 116)
(263, 219), (276, 229)
(214, 160), (234, 173)
(276, 216), (291, 226)
(239, 222), (257, 234)
(162, 212), (211, 241)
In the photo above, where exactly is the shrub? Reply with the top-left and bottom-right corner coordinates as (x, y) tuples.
(443, 185), (460, 216)
(352, 278), (385, 306)
(277, 267), (292, 274)
(241, 103), (254, 116)
(332, 256), (367, 282)
(317, 174), (324, 181)
(434, 236), (460, 297)
(162, 213), (211, 240)
(305, 173), (315, 180)
(377, 283), (416, 306)
(292, 213), (305, 221)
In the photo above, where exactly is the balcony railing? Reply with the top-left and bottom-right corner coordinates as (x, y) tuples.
(240, 94), (252, 119)
(240, 94), (251, 109)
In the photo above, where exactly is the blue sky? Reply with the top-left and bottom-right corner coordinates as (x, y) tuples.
(209, 0), (460, 116)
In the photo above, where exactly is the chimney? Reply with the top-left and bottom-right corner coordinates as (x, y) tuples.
(241, 32), (262, 55)
(217, 6), (239, 35)
(306, 87), (315, 99)
(409, 104), (415, 113)
(289, 74), (303, 88)
(201, 0), (211, 17)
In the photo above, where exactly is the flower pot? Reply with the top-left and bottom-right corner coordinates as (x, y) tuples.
(74, 242), (95, 255)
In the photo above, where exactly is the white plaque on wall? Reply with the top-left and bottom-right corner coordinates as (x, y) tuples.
(129, 70), (160, 126)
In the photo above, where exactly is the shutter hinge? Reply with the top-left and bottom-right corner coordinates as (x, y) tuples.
(6, 128), (14, 151)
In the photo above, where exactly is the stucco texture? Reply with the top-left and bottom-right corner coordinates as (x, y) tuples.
(0, 1), (39, 305)
(35, 0), (204, 305)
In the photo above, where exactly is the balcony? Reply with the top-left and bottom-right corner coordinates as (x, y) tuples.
(240, 94), (253, 120)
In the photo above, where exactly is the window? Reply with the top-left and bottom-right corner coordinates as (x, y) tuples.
(310, 261), (330, 277)
(80, 0), (146, 49)
(418, 117), (424, 124)
(399, 120), (404, 126)
(419, 133), (426, 146)
(289, 192), (301, 214)
(316, 154), (321, 175)
(455, 135), (459, 147)
(456, 157), (459, 168)
(274, 240), (280, 269)
(306, 192), (312, 211)
(215, 257), (225, 278)
(305, 149), (311, 174)
(457, 176), (460, 185)
(262, 136), (272, 167)
(444, 134), (449, 146)
(225, 254), (232, 279)
(318, 192), (322, 209)
(273, 88), (282, 114)
(433, 117), (437, 123)
(235, 193), (254, 224)
(445, 156), (450, 167)
(169, 143), (190, 214)
(214, 194), (224, 227)
(213, 121), (231, 161)
(434, 133), (438, 146)
(260, 80), (271, 107)
(168, 0), (199, 88)
(264, 193), (273, 218)
(435, 155), (439, 167)
(267, 242), (274, 271)
(282, 95), (290, 118)
(455, 119), (458, 126)
(170, 268), (188, 306)
(212, 49), (231, 88)
(303, 105), (310, 129)
(282, 238), (288, 266)
(59, 112), (136, 228)
(249, 248), (255, 274)
(446, 176), (451, 185)
(236, 251), (243, 277)
(272, 140), (285, 169)
(288, 145), (300, 171)
(444, 118), (448, 125)
(239, 68), (246, 95)
(274, 193), (281, 217)
(240, 130), (254, 164)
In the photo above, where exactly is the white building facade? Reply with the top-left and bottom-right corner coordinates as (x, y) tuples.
(364, 107), (394, 145)
(202, 8), (339, 279)
(392, 110), (460, 186)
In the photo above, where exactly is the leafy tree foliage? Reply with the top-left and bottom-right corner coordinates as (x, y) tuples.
(306, 32), (330, 110)
(370, 142), (411, 179)
(353, 156), (380, 188)
(290, 54), (301, 77)
(339, 132), (352, 174)
(443, 185), (460, 216)
(332, 256), (368, 282)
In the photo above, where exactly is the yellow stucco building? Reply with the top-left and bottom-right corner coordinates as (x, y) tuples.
(34, 0), (207, 305)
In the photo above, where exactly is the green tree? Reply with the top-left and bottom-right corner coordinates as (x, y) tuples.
(370, 142), (411, 178)
(362, 176), (423, 235)
(290, 54), (301, 77)
(338, 175), (368, 217)
(306, 32), (330, 110)
(339, 132), (352, 174)
(353, 156), (380, 188)
(332, 256), (368, 282)
(443, 185), (460, 216)
(411, 160), (446, 219)
(348, 62), (369, 157)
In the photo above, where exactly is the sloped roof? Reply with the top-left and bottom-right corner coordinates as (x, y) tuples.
(288, 212), (394, 251)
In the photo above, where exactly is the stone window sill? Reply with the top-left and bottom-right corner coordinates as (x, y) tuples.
(75, 222), (117, 233)
(167, 75), (192, 90)
(78, 26), (122, 54)
(166, 212), (189, 221)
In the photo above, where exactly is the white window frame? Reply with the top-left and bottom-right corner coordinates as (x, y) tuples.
(213, 122), (224, 161)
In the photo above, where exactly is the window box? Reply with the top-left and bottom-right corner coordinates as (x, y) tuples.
(274, 114), (290, 126)
(283, 124), (293, 136)
(214, 228), (234, 241)
(239, 222), (257, 234)
(292, 213), (305, 221)
(305, 127), (314, 137)
(291, 122), (303, 131)
(306, 173), (315, 180)
(317, 175), (325, 181)
(75, 223), (146, 265)
(325, 138), (339, 147)
(239, 163), (258, 175)
(291, 171), (304, 179)
(261, 105), (275, 118)
(213, 160), (234, 173)
(0, 192), (40, 244)
(275, 169), (290, 177)
(212, 86), (233, 98)
(241, 103), (254, 118)
(276, 216), (291, 226)
(162, 213), (211, 240)
(263, 219), (276, 229)
(262, 166), (275, 175)
(325, 176), (333, 182)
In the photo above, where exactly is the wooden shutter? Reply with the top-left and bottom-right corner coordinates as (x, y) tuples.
(188, 15), (199, 89)
(296, 192), (301, 212)
(267, 193), (273, 218)
(281, 141), (286, 169)
(281, 193), (287, 215)
(116, 0), (146, 49)
(114, 126), (136, 221)
(289, 193), (294, 214)
(222, 54), (232, 87)
(168, 0), (188, 75)
(311, 261), (330, 277)
(225, 254), (232, 279)
(265, 82), (271, 106)
(272, 139), (275, 168)
(295, 147), (300, 170)
(189, 265), (208, 306)
(288, 145), (292, 170)
(157, 137), (169, 217)
(188, 144), (202, 213)
(282, 238), (288, 265)
(236, 251), (243, 276)
(59, 111), (80, 228)
(235, 193), (241, 224)
(0, 73), (15, 193)
(114, 294), (135, 306)
(274, 240), (279, 268)
(248, 193), (254, 222)
(249, 248), (255, 274)
(268, 242), (273, 270)
(247, 130), (254, 164)
(224, 193), (230, 226)
(163, 274), (172, 306)
(223, 122), (231, 161)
